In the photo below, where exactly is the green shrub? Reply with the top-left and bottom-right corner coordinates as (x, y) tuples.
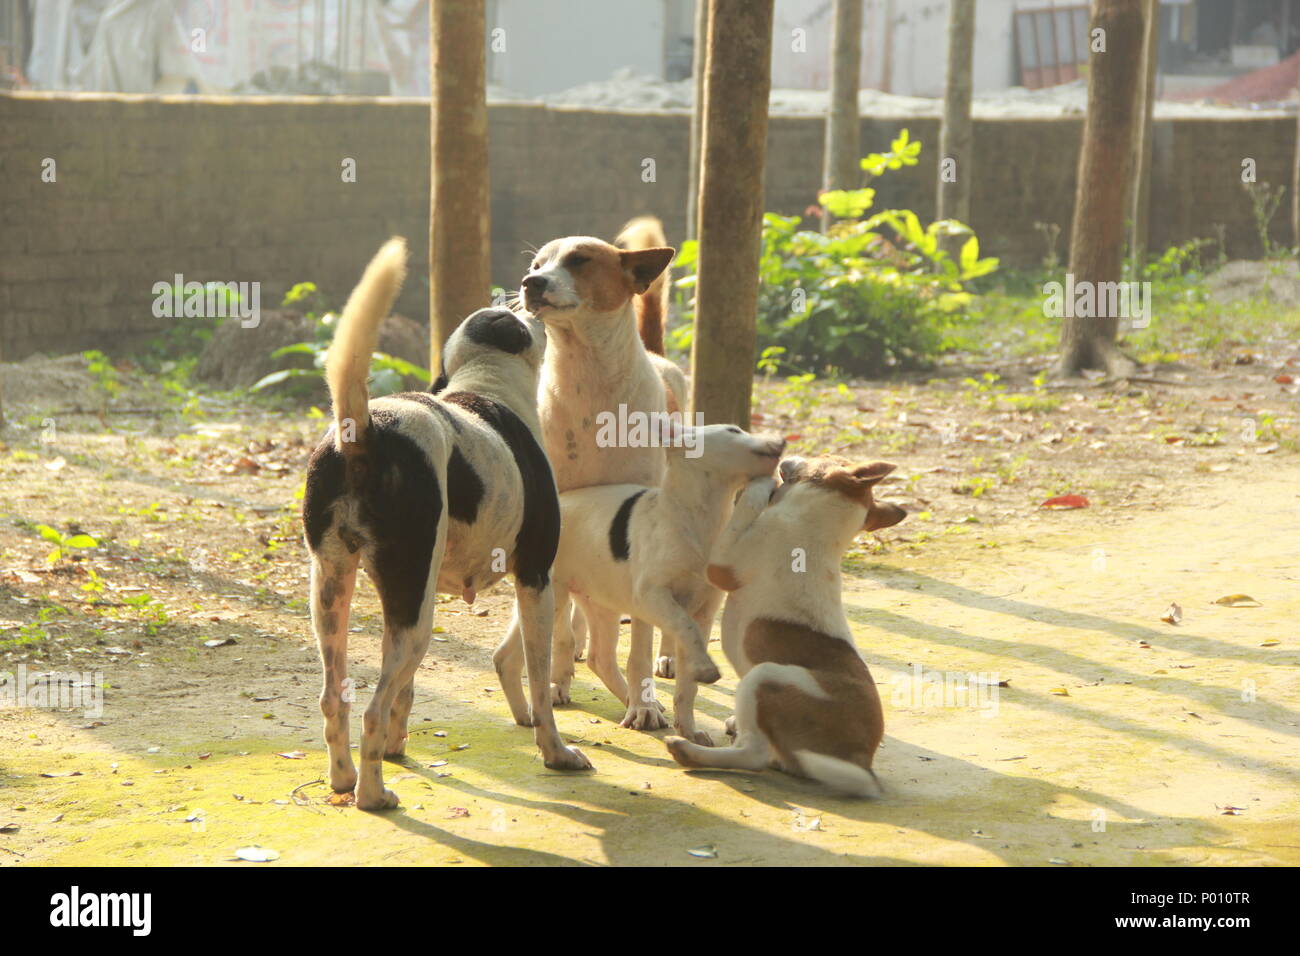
(671, 129), (998, 375)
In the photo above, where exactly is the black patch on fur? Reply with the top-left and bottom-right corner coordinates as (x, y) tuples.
(462, 308), (531, 354)
(303, 436), (346, 552)
(302, 418), (441, 630)
(446, 446), (485, 524)
(440, 390), (559, 590)
(608, 490), (647, 562)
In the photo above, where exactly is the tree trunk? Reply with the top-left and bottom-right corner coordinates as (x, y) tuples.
(1054, 0), (1146, 379)
(1293, 70), (1300, 247)
(1129, 0), (1160, 268)
(936, 0), (976, 259)
(686, 0), (710, 241)
(821, 0), (863, 232)
(690, 0), (774, 426)
(430, 0), (490, 372)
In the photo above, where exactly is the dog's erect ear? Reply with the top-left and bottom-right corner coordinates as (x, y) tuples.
(864, 501), (906, 532)
(707, 563), (743, 591)
(851, 461), (896, 486)
(620, 247), (675, 294)
(430, 357), (449, 395)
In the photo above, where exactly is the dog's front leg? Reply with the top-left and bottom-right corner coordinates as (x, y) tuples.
(671, 591), (725, 745)
(516, 581), (591, 771)
(637, 588), (720, 686)
(312, 554), (359, 793)
(358, 612), (432, 810)
(620, 618), (669, 730)
(549, 583), (577, 705)
(583, 602), (629, 705)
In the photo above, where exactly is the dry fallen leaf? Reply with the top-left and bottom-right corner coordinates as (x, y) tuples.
(1259, 640), (1280, 647)
(1213, 594), (1262, 608)
(687, 844), (719, 859)
(1041, 494), (1090, 510)
(275, 751), (307, 760)
(1160, 602), (1182, 625)
(1050, 687), (1070, 696)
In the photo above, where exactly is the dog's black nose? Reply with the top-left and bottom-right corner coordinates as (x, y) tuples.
(522, 274), (548, 294)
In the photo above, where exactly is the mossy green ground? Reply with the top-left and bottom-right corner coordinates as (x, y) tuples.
(4, 463), (1296, 866)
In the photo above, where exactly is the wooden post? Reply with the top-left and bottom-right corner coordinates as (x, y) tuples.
(1054, 0), (1145, 379)
(430, 0), (491, 371)
(690, 0), (775, 426)
(686, 0), (710, 241)
(1129, 0), (1160, 268)
(821, 0), (863, 232)
(937, 0), (976, 258)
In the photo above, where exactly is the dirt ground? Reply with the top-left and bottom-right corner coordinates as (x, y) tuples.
(0, 352), (1297, 866)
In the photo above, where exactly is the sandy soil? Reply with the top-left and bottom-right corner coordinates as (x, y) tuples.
(0, 358), (1297, 866)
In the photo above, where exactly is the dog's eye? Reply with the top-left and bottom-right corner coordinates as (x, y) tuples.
(562, 254), (589, 269)
(728, 427), (742, 434)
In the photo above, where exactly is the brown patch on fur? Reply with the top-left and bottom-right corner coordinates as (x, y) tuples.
(564, 240), (633, 313)
(706, 563), (742, 591)
(744, 617), (884, 776)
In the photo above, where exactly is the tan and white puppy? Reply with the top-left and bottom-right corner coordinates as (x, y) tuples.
(547, 425), (784, 741)
(665, 456), (906, 796)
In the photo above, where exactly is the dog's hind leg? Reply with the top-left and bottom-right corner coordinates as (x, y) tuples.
(569, 600), (588, 662)
(311, 551), (360, 794)
(516, 581), (591, 771)
(549, 582), (577, 705)
(493, 607), (532, 726)
(654, 628), (676, 679)
(620, 618), (669, 730)
(665, 663), (781, 771)
(583, 601), (629, 705)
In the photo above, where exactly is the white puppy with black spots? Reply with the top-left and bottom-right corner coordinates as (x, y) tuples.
(303, 238), (590, 812)
(545, 425), (784, 742)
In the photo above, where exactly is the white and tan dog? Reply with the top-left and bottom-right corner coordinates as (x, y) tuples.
(547, 425), (785, 740)
(665, 456), (906, 796)
(303, 239), (589, 811)
(521, 219), (697, 681)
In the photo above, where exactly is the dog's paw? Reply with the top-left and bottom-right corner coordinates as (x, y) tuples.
(550, 682), (572, 706)
(620, 702), (670, 732)
(573, 640), (587, 663)
(654, 656), (676, 679)
(664, 735), (700, 767)
(516, 709), (538, 728)
(724, 715), (738, 739)
(544, 746), (593, 772)
(329, 769), (358, 794)
(674, 724), (714, 748)
(354, 787), (400, 811)
(692, 659), (722, 685)
(383, 739), (408, 761)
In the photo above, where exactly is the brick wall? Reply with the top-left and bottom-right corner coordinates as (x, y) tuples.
(1, 91), (1294, 360)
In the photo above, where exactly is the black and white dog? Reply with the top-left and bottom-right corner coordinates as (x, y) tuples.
(302, 238), (591, 811)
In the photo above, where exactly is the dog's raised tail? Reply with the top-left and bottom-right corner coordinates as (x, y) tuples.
(324, 237), (408, 455)
(616, 215), (670, 355)
(794, 751), (884, 798)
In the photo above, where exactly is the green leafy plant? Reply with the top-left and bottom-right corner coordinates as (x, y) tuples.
(35, 525), (98, 564)
(672, 130), (999, 375)
(250, 286), (430, 396)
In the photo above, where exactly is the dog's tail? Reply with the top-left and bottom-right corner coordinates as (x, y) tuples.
(793, 751), (884, 798)
(615, 215), (669, 355)
(324, 237), (408, 458)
